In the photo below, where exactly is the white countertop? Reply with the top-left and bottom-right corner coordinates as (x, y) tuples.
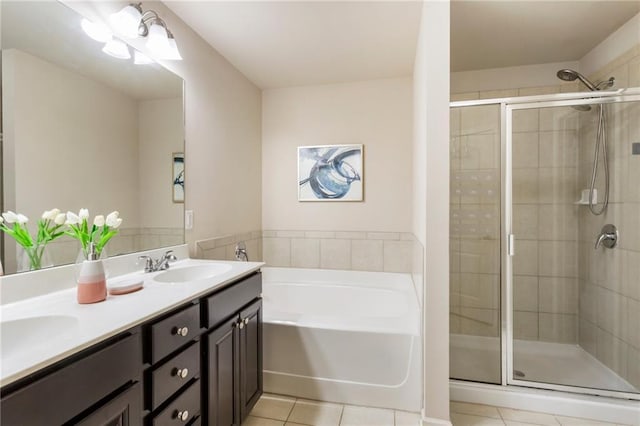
(0, 258), (263, 387)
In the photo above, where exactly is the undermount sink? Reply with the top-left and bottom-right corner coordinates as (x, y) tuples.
(1, 315), (79, 357)
(153, 264), (232, 283)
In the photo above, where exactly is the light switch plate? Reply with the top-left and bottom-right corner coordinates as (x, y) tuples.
(185, 210), (193, 230)
(632, 142), (640, 155)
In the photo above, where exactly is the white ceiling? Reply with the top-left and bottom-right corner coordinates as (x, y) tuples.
(165, 1), (639, 89)
(451, 1), (640, 72)
(164, 1), (423, 89)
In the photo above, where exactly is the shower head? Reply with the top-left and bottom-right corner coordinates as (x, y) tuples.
(556, 69), (598, 91)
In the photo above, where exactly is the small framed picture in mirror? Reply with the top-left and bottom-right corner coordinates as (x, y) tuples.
(173, 153), (185, 203)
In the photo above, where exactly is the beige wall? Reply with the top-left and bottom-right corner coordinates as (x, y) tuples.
(64, 1), (263, 256)
(261, 78), (412, 232)
(414, 1), (450, 423)
(138, 97), (184, 229)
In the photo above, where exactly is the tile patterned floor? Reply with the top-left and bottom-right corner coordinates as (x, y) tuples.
(243, 394), (630, 426)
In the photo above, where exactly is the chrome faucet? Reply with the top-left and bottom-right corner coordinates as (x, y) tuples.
(139, 250), (178, 272)
(235, 242), (249, 262)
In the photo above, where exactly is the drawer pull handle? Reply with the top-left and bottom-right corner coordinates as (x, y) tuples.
(173, 367), (189, 379)
(174, 410), (189, 422)
(174, 326), (189, 337)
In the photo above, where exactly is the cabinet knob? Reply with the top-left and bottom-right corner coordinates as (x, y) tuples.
(174, 410), (189, 422)
(174, 326), (189, 337)
(238, 320), (244, 329)
(173, 367), (189, 379)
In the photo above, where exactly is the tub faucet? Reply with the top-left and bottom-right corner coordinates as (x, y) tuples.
(235, 242), (249, 261)
(139, 250), (178, 272)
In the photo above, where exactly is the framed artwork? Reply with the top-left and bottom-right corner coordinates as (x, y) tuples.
(172, 152), (184, 203)
(298, 144), (363, 201)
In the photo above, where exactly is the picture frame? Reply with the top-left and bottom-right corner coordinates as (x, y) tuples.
(297, 144), (364, 202)
(172, 152), (184, 203)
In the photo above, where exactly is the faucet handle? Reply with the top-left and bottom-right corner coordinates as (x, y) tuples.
(138, 255), (154, 272)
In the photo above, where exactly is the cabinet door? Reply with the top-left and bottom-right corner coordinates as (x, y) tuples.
(75, 381), (142, 426)
(239, 299), (263, 422)
(206, 316), (239, 426)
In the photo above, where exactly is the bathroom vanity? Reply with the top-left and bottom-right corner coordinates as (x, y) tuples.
(0, 258), (263, 426)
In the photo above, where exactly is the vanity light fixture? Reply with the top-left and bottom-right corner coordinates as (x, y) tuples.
(102, 38), (131, 60)
(81, 18), (112, 43)
(134, 50), (155, 65)
(109, 3), (182, 61)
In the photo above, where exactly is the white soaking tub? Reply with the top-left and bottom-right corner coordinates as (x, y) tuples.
(261, 267), (421, 411)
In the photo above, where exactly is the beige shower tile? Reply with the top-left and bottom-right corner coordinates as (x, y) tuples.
(518, 86), (561, 97)
(512, 132), (539, 169)
(538, 204), (578, 242)
(538, 167), (577, 204)
(514, 275), (538, 311)
(451, 108), (462, 136)
(539, 277), (578, 314)
(539, 107), (578, 132)
(513, 240), (538, 276)
(291, 238), (320, 268)
(513, 168), (539, 204)
(512, 205), (539, 240)
(451, 92), (480, 102)
(579, 282), (598, 324)
(625, 298), (640, 348)
(538, 241), (577, 278)
(460, 104), (500, 135)
(596, 287), (627, 339)
(460, 308), (500, 337)
(460, 273), (499, 309)
(629, 55), (640, 87)
(479, 89), (518, 100)
(351, 239), (383, 272)
(460, 240), (500, 274)
(514, 311), (539, 340)
(539, 313), (577, 343)
(513, 109), (539, 133)
(579, 318), (598, 355)
(320, 239), (351, 270)
(622, 250), (640, 301)
(383, 240), (413, 272)
(461, 134), (499, 170)
(627, 345), (640, 389)
(539, 131), (578, 168)
(596, 328), (628, 378)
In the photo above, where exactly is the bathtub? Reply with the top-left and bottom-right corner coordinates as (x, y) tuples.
(261, 267), (421, 411)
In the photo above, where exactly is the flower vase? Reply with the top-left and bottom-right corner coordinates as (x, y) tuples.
(17, 244), (53, 272)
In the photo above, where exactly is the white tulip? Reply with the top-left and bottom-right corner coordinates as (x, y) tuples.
(42, 209), (61, 220)
(94, 215), (105, 227)
(2, 211), (19, 224)
(42, 210), (52, 220)
(16, 214), (28, 224)
(105, 211), (120, 227)
(66, 211), (81, 225)
(79, 208), (89, 220)
(54, 213), (66, 225)
(112, 218), (123, 229)
(0, 216), (3, 224)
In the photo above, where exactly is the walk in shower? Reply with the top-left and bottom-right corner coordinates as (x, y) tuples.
(450, 86), (640, 405)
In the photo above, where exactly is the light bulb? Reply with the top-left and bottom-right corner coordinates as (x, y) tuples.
(109, 4), (142, 38)
(134, 50), (155, 65)
(146, 23), (172, 58)
(165, 37), (183, 61)
(102, 39), (131, 59)
(81, 18), (112, 43)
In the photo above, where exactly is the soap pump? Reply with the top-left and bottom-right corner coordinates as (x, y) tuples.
(77, 242), (107, 304)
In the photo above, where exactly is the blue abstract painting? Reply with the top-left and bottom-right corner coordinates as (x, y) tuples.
(298, 144), (363, 201)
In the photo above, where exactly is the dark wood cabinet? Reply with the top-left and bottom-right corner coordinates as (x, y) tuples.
(1, 270), (262, 426)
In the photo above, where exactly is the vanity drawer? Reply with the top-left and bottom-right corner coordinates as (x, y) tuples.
(153, 380), (200, 426)
(205, 273), (261, 329)
(151, 303), (200, 363)
(150, 341), (200, 409)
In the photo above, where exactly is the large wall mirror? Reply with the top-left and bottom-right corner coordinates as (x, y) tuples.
(1, 1), (185, 275)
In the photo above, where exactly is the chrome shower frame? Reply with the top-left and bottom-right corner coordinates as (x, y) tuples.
(451, 87), (640, 402)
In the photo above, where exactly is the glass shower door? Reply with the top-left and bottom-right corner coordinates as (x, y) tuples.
(450, 103), (502, 384)
(507, 96), (640, 397)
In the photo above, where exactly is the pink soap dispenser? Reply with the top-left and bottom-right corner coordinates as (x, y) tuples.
(77, 242), (107, 304)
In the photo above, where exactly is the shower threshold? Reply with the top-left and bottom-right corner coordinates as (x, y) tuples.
(450, 334), (637, 394)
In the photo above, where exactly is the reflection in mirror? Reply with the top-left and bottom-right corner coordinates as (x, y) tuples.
(1, 1), (185, 275)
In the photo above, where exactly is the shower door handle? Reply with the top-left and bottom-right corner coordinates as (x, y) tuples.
(507, 234), (515, 256)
